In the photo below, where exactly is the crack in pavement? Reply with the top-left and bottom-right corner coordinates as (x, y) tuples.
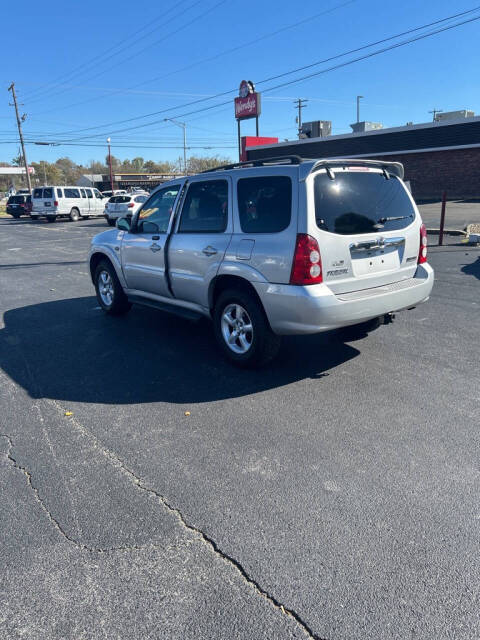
(1, 401), (326, 640)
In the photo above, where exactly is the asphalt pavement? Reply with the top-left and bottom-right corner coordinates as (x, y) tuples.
(418, 199), (480, 230)
(0, 216), (479, 640)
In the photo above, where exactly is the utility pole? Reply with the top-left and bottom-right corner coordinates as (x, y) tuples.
(429, 108), (443, 122)
(356, 95), (364, 123)
(294, 99), (308, 138)
(107, 138), (114, 194)
(8, 82), (32, 194)
(164, 118), (187, 174)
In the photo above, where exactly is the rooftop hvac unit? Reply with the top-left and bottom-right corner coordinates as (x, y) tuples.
(300, 120), (332, 138)
(350, 121), (383, 133)
(435, 109), (475, 122)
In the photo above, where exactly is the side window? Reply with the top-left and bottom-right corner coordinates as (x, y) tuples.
(43, 187), (53, 199)
(178, 180), (228, 233)
(94, 189), (103, 199)
(135, 196), (147, 204)
(237, 176), (292, 233)
(56, 188), (63, 198)
(136, 185), (180, 234)
(64, 188), (80, 198)
(80, 189), (87, 198)
(86, 189), (93, 198)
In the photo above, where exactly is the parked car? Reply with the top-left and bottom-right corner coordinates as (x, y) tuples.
(101, 189), (127, 199)
(6, 194), (32, 218)
(31, 186), (108, 222)
(89, 157), (434, 367)
(104, 194), (148, 226)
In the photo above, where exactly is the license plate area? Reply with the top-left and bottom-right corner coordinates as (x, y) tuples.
(351, 246), (400, 276)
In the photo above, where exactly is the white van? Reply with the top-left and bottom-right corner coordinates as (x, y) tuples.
(31, 186), (108, 222)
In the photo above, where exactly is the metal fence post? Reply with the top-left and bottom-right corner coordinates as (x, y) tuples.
(439, 191), (447, 246)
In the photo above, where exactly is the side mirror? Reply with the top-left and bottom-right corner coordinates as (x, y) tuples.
(116, 217), (131, 232)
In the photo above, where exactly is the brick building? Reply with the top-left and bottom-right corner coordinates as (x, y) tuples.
(246, 115), (480, 200)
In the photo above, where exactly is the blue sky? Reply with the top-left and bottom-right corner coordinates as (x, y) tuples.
(2, 0), (480, 166)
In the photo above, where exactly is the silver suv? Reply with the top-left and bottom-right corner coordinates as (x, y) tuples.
(89, 157), (434, 367)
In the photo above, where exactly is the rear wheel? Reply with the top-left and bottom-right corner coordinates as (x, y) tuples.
(213, 289), (281, 367)
(94, 260), (131, 315)
(69, 207), (80, 222)
(11, 212), (20, 219)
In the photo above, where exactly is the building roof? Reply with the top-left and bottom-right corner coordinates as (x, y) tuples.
(247, 115), (480, 160)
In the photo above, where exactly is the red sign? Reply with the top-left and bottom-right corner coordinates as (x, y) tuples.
(240, 136), (278, 162)
(235, 93), (261, 120)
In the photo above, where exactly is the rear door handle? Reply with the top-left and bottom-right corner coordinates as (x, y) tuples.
(202, 246), (217, 256)
(150, 243), (162, 253)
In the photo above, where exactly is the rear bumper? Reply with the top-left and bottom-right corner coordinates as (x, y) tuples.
(253, 263), (434, 335)
(31, 209), (57, 217)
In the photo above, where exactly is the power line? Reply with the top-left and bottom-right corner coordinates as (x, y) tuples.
(21, 0), (196, 102)
(30, 0), (357, 116)
(53, 9), (480, 143)
(39, 4), (480, 140)
(25, 0), (229, 107)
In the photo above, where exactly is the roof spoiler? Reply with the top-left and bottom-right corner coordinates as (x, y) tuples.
(308, 159), (404, 180)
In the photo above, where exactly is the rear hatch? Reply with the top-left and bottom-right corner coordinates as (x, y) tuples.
(32, 187), (56, 213)
(308, 165), (421, 295)
(107, 195), (132, 216)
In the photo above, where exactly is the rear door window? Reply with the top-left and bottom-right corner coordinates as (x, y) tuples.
(80, 189), (87, 198)
(314, 170), (416, 235)
(33, 188), (43, 198)
(43, 187), (53, 199)
(86, 189), (93, 198)
(237, 176), (291, 233)
(178, 180), (228, 233)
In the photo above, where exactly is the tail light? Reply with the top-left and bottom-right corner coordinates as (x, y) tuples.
(53, 200), (59, 207)
(290, 234), (323, 285)
(418, 224), (427, 264)
(127, 202), (135, 208)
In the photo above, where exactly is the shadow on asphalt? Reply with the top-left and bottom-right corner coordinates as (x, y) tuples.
(461, 256), (480, 279)
(0, 296), (359, 405)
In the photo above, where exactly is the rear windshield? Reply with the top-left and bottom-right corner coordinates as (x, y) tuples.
(9, 195), (25, 203)
(109, 195), (131, 203)
(314, 170), (416, 235)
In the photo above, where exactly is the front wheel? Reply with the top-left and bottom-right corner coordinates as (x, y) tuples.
(94, 260), (131, 315)
(213, 289), (281, 368)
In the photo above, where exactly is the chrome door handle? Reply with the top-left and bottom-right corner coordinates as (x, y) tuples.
(202, 246), (217, 256)
(150, 242), (162, 253)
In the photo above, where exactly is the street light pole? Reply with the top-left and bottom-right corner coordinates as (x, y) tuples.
(356, 95), (364, 123)
(164, 118), (187, 174)
(107, 137), (114, 193)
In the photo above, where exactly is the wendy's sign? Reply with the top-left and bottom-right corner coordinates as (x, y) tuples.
(234, 80), (261, 120)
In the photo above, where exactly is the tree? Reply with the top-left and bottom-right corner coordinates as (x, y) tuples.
(131, 157), (144, 171)
(105, 154), (120, 169)
(184, 155), (232, 174)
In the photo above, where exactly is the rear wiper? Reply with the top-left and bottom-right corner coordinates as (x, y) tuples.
(377, 214), (413, 223)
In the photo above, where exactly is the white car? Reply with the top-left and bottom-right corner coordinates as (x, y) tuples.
(104, 194), (148, 226)
(31, 186), (108, 222)
(101, 190), (128, 199)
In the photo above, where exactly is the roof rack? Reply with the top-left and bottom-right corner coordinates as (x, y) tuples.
(201, 155), (304, 173)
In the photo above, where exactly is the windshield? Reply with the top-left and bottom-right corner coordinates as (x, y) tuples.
(314, 170), (416, 235)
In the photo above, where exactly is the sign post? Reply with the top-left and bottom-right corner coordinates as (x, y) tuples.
(234, 80), (261, 161)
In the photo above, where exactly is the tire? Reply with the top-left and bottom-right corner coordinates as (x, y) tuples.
(47, 216), (56, 223)
(11, 212), (20, 219)
(107, 218), (115, 226)
(213, 288), (281, 368)
(82, 215), (90, 220)
(69, 207), (80, 222)
(337, 317), (381, 341)
(94, 260), (131, 316)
